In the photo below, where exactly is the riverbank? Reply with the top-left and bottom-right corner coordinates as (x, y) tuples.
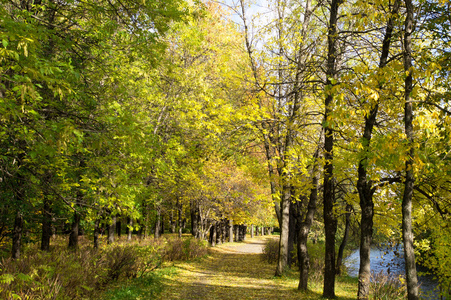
(344, 245), (443, 299)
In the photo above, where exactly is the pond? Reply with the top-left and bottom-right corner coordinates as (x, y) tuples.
(344, 245), (445, 299)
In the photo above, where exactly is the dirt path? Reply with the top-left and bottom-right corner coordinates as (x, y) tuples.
(158, 236), (306, 300)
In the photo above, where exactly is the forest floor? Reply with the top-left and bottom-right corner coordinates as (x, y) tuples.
(157, 236), (358, 300)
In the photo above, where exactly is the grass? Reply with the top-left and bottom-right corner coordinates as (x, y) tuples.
(102, 267), (178, 300)
(156, 236), (359, 300)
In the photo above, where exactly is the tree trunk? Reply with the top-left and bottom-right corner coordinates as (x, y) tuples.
(126, 217), (133, 241)
(191, 201), (198, 237)
(298, 151), (319, 290)
(177, 199), (183, 238)
(116, 217), (121, 237)
(68, 210), (80, 249)
(336, 204), (352, 275)
(355, 1), (399, 297)
(210, 223), (217, 246)
(41, 195), (52, 251)
(94, 218), (100, 249)
(402, 0), (419, 298)
(216, 223), (222, 245)
(107, 214), (116, 244)
(12, 210), (23, 259)
(323, 0), (341, 297)
(275, 182), (291, 276)
(170, 209), (176, 233)
(229, 219), (234, 243)
(251, 225), (254, 238)
(287, 201), (297, 267)
(155, 208), (161, 239)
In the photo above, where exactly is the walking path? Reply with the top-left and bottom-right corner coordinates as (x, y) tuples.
(157, 236), (319, 300)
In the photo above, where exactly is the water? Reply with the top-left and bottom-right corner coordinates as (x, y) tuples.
(344, 245), (445, 299)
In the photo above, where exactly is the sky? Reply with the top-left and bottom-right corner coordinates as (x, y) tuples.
(216, 0), (273, 29)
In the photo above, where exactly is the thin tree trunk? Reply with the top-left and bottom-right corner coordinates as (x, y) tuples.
(356, 1), (399, 296)
(41, 195), (52, 251)
(170, 209), (175, 233)
(298, 150), (319, 290)
(177, 199), (183, 238)
(12, 210), (23, 259)
(107, 214), (116, 244)
(288, 201), (297, 267)
(126, 217), (133, 241)
(251, 225), (254, 238)
(116, 217), (121, 238)
(402, 0), (419, 298)
(211, 223), (217, 246)
(222, 219), (227, 243)
(229, 219), (234, 243)
(155, 208), (161, 239)
(68, 210), (80, 249)
(336, 204), (352, 275)
(276, 183), (291, 276)
(94, 218), (100, 249)
(322, 0), (341, 297)
(216, 222), (222, 245)
(191, 201), (198, 237)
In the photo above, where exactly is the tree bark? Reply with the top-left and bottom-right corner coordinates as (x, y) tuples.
(275, 183), (291, 276)
(12, 210), (23, 259)
(155, 207), (161, 239)
(68, 210), (80, 249)
(177, 199), (183, 238)
(170, 209), (176, 233)
(191, 201), (198, 237)
(41, 195), (52, 251)
(210, 223), (217, 246)
(336, 204), (352, 275)
(116, 217), (121, 237)
(402, 0), (419, 298)
(251, 225), (254, 238)
(126, 217), (133, 241)
(323, 0), (341, 297)
(107, 214), (116, 244)
(298, 151), (319, 290)
(94, 218), (100, 249)
(288, 201), (297, 267)
(229, 219), (234, 243)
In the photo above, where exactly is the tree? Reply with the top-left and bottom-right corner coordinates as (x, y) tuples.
(402, 0), (419, 298)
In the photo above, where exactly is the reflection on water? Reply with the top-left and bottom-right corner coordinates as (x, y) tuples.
(344, 245), (445, 299)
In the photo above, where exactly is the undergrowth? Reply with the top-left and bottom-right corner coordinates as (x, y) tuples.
(0, 235), (207, 300)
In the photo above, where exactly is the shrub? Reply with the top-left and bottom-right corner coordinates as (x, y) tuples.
(163, 237), (207, 261)
(307, 242), (325, 283)
(0, 237), (165, 300)
(370, 271), (407, 300)
(262, 238), (279, 264)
